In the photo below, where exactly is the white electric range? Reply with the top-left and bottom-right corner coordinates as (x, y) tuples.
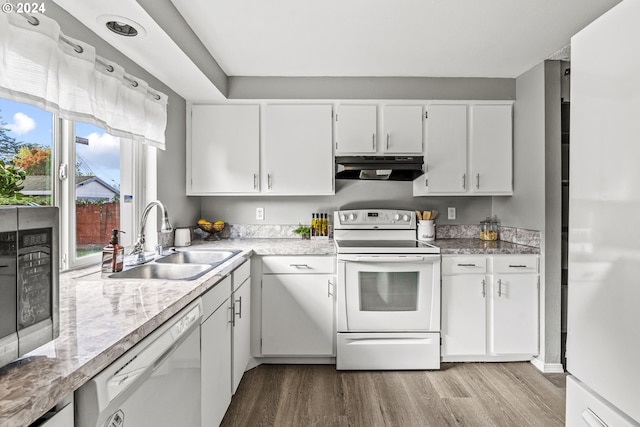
(333, 209), (441, 370)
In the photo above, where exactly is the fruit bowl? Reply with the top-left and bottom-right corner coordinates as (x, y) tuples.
(197, 220), (225, 240)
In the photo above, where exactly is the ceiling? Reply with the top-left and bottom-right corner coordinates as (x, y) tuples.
(53, 0), (622, 101)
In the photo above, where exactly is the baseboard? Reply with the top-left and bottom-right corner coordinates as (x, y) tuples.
(531, 357), (565, 373)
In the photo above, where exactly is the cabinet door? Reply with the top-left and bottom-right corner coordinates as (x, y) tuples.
(262, 274), (335, 356)
(189, 104), (260, 194)
(415, 104), (468, 195)
(382, 105), (423, 153)
(491, 274), (538, 355)
(264, 105), (334, 195)
(469, 104), (513, 194)
(232, 279), (251, 394)
(201, 298), (232, 427)
(441, 275), (487, 357)
(335, 105), (377, 154)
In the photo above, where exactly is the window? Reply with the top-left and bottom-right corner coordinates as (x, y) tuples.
(1, 97), (139, 270)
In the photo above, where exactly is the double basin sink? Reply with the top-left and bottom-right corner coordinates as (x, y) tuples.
(109, 249), (241, 281)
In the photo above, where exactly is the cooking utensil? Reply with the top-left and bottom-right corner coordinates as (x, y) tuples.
(415, 210), (422, 220)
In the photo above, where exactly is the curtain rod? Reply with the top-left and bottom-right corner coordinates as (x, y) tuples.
(22, 14), (163, 101)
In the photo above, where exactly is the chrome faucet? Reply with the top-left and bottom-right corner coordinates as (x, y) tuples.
(130, 200), (173, 264)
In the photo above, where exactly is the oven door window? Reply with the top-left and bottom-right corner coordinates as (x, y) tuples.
(343, 260), (439, 331)
(359, 272), (418, 311)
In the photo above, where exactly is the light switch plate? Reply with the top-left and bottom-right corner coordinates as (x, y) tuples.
(447, 207), (456, 220)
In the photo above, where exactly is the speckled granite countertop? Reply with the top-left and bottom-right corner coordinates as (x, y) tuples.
(0, 236), (536, 425)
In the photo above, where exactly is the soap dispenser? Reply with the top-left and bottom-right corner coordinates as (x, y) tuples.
(102, 229), (125, 273)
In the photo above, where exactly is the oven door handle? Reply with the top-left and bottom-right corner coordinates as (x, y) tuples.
(352, 256), (430, 263)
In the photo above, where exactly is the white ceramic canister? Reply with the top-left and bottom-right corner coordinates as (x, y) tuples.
(174, 227), (192, 247)
(417, 220), (435, 242)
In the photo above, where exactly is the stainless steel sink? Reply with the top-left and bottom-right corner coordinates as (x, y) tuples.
(109, 263), (214, 280)
(155, 250), (241, 266)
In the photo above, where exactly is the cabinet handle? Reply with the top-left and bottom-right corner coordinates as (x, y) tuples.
(476, 173), (480, 189)
(481, 279), (486, 298)
(253, 173), (257, 189)
(497, 279), (503, 297)
(290, 263), (311, 269)
(235, 296), (243, 320)
(229, 305), (235, 326)
(462, 173), (466, 189)
(457, 263), (477, 267)
(327, 280), (334, 298)
(372, 133), (376, 150)
(386, 133), (390, 149)
(268, 173), (272, 190)
(508, 264), (528, 268)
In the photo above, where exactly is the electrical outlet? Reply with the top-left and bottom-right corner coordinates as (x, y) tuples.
(256, 207), (264, 220)
(447, 207), (456, 220)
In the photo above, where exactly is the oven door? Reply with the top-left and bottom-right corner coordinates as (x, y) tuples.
(338, 254), (440, 332)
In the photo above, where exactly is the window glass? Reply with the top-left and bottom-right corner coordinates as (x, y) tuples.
(74, 122), (121, 258)
(0, 98), (53, 206)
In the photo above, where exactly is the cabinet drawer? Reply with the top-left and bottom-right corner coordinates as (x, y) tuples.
(202, 275), (231, 321)
(262, 256), (335, 274)
(442, 256), (487, 275)
(233, 259), (250, 290)
(493, 256), (538, 274)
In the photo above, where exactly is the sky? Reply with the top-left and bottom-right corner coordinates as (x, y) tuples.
(0, 98), (120, 186)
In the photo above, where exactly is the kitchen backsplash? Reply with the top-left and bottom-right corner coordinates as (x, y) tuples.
(188, 223), (540, 248)
(436, 224), (540, 248)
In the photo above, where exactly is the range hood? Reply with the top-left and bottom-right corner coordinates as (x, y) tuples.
(335, 156), (424, 181)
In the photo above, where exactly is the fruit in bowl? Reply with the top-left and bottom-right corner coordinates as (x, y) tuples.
(197, 219), (225, 233)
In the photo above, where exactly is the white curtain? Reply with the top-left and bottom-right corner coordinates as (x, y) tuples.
(0, 13), (168, 149)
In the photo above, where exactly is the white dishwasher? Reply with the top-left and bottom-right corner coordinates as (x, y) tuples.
(76, 300), (202, 427)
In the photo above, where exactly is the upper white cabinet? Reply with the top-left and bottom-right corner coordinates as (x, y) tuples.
(188, 103), (334, 196)
(335, 104), (423, 155)
(469, 104), (513, 194)
(335, 105), (377, 154)
(188, 104), (260, 194)
(414, 102), (513, 196)
(382, 105), (424, 153)
(264, 105), (334, 195)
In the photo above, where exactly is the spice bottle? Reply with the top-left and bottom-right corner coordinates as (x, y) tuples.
(480, 217), (498, 241)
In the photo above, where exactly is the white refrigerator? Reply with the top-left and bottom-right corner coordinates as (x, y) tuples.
(567, 0), (640, 425)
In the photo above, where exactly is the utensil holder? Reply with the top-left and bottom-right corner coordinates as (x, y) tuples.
(418, 220), (435, 242)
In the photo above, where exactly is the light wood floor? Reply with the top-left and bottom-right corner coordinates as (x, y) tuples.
(221, 363), (566, 427)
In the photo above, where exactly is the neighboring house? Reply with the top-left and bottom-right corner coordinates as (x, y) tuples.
(21, 175), (119, 201)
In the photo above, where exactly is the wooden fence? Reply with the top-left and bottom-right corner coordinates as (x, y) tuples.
(76, 202), (120, 248)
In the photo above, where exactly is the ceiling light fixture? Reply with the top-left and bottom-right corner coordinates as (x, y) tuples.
(97, 15), (146, 38)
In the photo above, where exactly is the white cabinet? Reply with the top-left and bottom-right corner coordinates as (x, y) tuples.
(231, 261), (251, 394)
(469, 104), (513, 194)
(261, 256), (335, 356)
(201, 275), (232, 427)
(419, 104), (468, 194)
(441, 255), (538, 361)
(201, 259), (251, 427)
(38, 397), (74, 427)
(188, 103), (334, 196)
(382, 105), (424, 154)
(335, 104), (423, 155)
(335, 105), (377, 154)
(264, 104), (334, 195)
(188, 104), (260, 194)
(414, 102), (513, 196)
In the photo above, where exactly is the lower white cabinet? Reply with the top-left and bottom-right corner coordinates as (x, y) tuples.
(231, 261), (251, 394)
(38, 396), (74, 427)
(201, 259), (251, 427)
(261, 256), (335, 356)
(442, 255), (539, 361)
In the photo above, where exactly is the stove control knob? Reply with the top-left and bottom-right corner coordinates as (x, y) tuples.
(402, 214), (410, 222)
(340, 214), (347, 222)
(393, 213), (401, 221)
(348, 213), (356, 221)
